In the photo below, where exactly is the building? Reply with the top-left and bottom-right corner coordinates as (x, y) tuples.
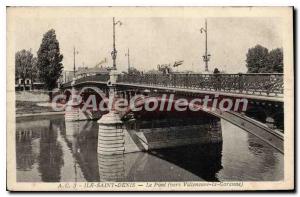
(76, 65), (109, 78)
(15, 77), (44, 91)
(60, 65), (110, 84)
(60, 70), (75, 84)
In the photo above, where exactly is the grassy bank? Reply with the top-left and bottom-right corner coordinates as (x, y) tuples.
(16, 101), (58, 115)
(15, 90), (63, 115)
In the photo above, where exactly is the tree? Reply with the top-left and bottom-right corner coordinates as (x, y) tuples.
(267, 48), (283, 73)
(15, 49), (34, 91)
(246, 45), (283, 73)
(128, 67), (142, 75)
(37, 29), (63, 99)
(30, 57), (38, 90)
(246, 45), (269, 73)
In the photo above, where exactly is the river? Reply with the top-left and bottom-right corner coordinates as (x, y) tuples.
(15, 115), (283, 182)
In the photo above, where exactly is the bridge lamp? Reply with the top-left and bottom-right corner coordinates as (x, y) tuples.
(111, 17), (122, 70)
(73, 47), (79, 77)
(202, 54), (211, 62)
(200, 19), (210, 72)
(111, 49), (117, 62)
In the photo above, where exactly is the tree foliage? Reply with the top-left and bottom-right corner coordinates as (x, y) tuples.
(15, 49), (34, 90)
(37, 29), (63, 90)
(267, 48), (283, 73)
(246, 45), (283, 73)
(128, 67), (142, 75)
(30, 57), (38, 89)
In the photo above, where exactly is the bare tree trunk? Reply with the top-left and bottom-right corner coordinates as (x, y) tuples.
(31, 77), (34, 90)
(22, 78), (26, 91)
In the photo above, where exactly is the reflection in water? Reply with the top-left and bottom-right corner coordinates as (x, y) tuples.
(216, 120), (283, 181)
(98, 155), (125, 182)
(62, 121), (100, 182)
(38, 121), (64, 182)
(16, 122), (44, 171)
(16, 133), (36, 171)
(246, 134), (282, 180)
(16, 115), (283, 182)
(150, 143), (223, 182)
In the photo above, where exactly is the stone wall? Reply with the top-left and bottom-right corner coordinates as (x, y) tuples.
(123, 122), (222, 153)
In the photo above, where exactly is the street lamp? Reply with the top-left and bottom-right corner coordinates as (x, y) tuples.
(125, 48), (130, 72)
(200, 19), (210, 72)
(73, 47), (79, 77)
(111, 17), (122, 70)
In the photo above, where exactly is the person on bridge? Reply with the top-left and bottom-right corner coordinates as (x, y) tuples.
(213, 68), (221, 91)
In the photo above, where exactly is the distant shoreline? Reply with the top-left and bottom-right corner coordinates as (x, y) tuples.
(16, 111), (65, 120)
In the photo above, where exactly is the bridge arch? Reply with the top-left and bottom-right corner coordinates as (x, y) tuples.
(120, 96), (224, 121)
(77, 86), (109, 112)
(245, 105), (267, 124)
(119, 95), (283, 153)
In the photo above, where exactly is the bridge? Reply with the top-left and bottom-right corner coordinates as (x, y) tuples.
(60, 71), (284, 155)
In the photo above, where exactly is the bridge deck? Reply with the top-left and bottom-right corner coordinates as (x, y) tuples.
(116, 82), (284, 102)
(61, 73), (283, 102)
(61, 81), (283, 102)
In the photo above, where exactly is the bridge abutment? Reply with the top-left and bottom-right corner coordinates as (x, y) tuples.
(97, 70), (126, 155)
(120, 118), (223, 154)
(65, 79), (81, 121)
(97, 111), (125, 155)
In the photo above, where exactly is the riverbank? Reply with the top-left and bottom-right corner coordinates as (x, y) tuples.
(16, 101), (52, 114)
(16, 100), (65, 118)
(16, 90), (64, 116)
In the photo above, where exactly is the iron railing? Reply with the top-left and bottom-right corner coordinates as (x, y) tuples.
(117, 73), (284, 96)
(61, 74), (110, 88)
(61, 73), (283, 97)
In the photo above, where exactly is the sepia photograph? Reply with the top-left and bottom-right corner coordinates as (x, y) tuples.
(6, 6), (294, 191)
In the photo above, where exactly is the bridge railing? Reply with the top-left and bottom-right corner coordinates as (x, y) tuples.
(117, 73), (283, 97)
(61, 74), (110, 88)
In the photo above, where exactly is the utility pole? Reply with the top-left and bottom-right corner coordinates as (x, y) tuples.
(73, 47), (79, 77)
(200, 19), (210, 72)
(111, 17), (122, 70)
(125, 48), (130, 72)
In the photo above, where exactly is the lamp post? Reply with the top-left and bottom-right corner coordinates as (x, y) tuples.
(97, 18), (124, 156)
(125, 48), (130, 72)
(111, 17), (122, 70)
(73, 47), (79, 77)
(200, 19), (210, 72)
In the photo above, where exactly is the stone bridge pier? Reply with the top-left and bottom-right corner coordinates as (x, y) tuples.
(97, 70), (126, 155)
(65, 79), (81, 121)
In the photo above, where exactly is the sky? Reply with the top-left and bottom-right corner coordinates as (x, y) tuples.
(9, 8), (283, 73)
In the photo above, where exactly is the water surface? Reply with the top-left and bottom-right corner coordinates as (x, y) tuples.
(16, 115), (283, 182)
